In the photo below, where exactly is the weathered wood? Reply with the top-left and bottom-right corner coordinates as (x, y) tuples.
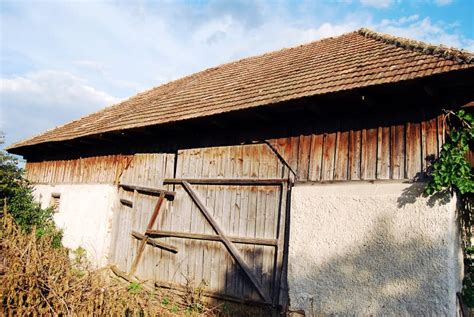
(273, 180), (288, 306)
(131, 231), (178, 253)
(107, 144), (287, 304)
(423, 117), (438, 169)
(348, 130), (361, 180)
(110, 265), (135, 283)
(164, 178), (286, 186)
(308, 134), (324, 181)
(390, 124), (405, 179)
(266, 137), (299, 175)
(25, 155), (133, 184)
(377, 126), (391, 179)
(361, 128), (377, 179)
(406, 122), (422, 179)
(181, 181), (271, 303)
(321, 133), (336, 180)
(334, 131), (349, 180)
(119, 183), (175, 200)
(297, 135), (312, 181)
(146, 230), (278, 246)
(110, 265), (155, 292)
(129, 192), (166, 276)
(437, 114), (445, 155)
(264, 140), (297, 177)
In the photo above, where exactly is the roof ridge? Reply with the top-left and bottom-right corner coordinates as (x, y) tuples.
(358, 28), (474, 64)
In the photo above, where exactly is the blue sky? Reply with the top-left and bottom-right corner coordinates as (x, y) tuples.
(1, 0), (473, 149)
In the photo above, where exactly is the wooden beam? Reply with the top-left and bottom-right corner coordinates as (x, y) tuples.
(164, 178), (286, 186)
(110, 265), (136, 283)
(181, 181), (271, 303)
(129, 192), (166, 276)
(119, 183), (175, 200)
(131, 231), (177, 253)
(110, 265), (155, 292)
(145, 230), (278, 247)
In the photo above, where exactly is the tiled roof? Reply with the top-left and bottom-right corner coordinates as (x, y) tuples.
(8, 28), (474, 150)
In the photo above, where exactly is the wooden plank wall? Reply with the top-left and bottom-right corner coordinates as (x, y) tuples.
(25, 113), (447, 185)
(108, 154), (175, 276)
(25, 154), (169, 184)
(268, 114), (445, 181)
(154, 144), (286, 302)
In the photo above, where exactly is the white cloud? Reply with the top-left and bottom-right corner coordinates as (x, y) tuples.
(360, 0), (394, 9)
(435, 0), (453, 6)
(0, 70), (119, 145)
(1, 70), (118, 110)
(373, 16), (474, 51)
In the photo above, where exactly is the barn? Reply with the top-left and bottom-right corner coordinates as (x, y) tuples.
(7, 29), (474, 315)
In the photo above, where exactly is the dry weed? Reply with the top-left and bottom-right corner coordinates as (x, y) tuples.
(0, 211), (215, 316)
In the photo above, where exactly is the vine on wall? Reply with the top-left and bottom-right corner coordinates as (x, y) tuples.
(425, 109), (474, 307)
(425, 109), (474, 195)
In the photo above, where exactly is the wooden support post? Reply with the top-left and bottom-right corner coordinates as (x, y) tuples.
(181, 181), (271, 303)
(128, 191), (166, 276)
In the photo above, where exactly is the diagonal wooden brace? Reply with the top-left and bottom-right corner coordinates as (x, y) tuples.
(181, 181), (271, 303)
(128, 191), (166, 276)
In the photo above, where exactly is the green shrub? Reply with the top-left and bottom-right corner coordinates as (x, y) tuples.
(424, 110), (474, 307)
(0, 134), (62, 244)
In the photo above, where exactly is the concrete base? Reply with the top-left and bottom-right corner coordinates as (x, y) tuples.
(33, 184), (117, 266)
(288, 181), (462, 316)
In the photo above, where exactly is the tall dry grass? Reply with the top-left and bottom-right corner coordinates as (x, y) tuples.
(0, 210), (214, 316)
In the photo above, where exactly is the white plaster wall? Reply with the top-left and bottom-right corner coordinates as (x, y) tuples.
(288, 181), (462, 316)
(33, 184), (117, 267)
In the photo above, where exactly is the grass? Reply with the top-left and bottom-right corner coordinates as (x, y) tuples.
(0, 209), (217, 316)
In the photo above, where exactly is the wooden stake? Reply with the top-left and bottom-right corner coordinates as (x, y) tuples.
(128, 191), (166, 276)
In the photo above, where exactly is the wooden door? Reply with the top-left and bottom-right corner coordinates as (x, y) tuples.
(109, 144), (290, 306)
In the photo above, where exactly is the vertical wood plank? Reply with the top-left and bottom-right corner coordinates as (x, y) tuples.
(361, 128), (377, 180)
(334, 131), (349, 180)
(390, 124), (405, 179)
(308, 134), (323, 181)
(406, 122), (422, 179)
(437, 114), (446, 155)
(321, 133), (336, 181)
(423, 117), (439, 171)
(297, 135), (312, 181)
(288, 136), (299, 175)
(348, 130), (361, 180)
(376, 126), (391, 179)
